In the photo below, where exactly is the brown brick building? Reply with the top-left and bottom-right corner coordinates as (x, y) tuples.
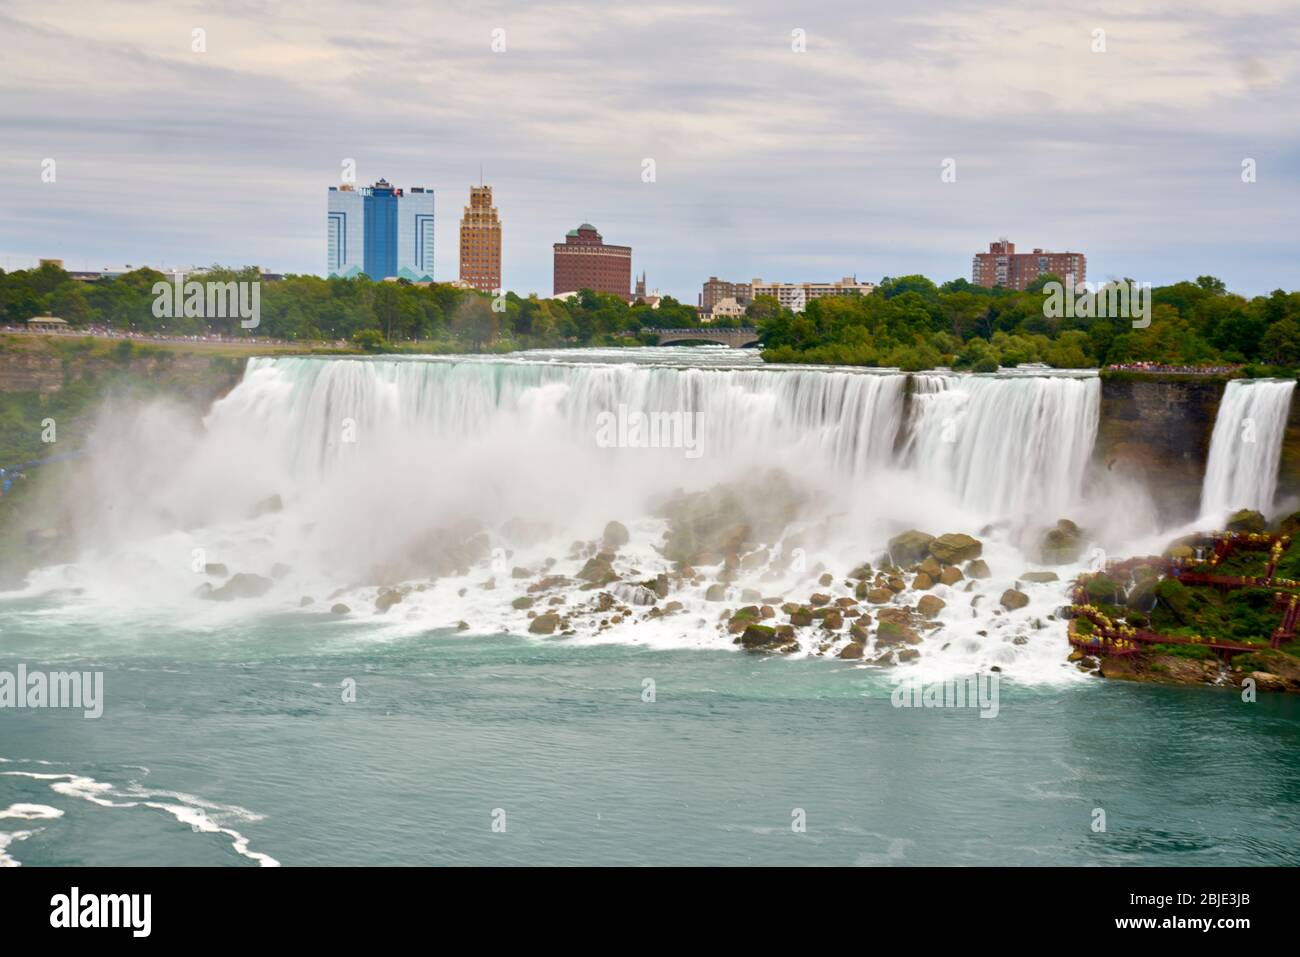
(459, 185), (502, 292)
(972, 239), (1086, 291)
(553, 224), (631, 299)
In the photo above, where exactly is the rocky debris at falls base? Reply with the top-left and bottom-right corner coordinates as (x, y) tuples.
(471, 485), (1070, 664)
(197, 475), (1080, 662)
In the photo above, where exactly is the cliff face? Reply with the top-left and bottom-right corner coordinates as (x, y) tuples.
(1095, 377), (1300, 525)
(1094, 378), (1224, 525)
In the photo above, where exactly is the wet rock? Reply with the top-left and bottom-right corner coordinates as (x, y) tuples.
(511, 566), (532, 579)
(965, 559), (991, 579)
(789, 606), (814, 627)
(809, 592), (831, 606)
(512, 596), (535, 610)
(820, 610), (844, 630)
(528, 575), (571, 594)
(613, 582), (657, 606)
(888, 530), (935, 567)
(1039, 519), (1084, 565)
(330, 602), (350, 615)
(1020, 571), (1059, 583)
(204, 572), (274, 602)
(1083, 574), (1123, 605)
(529, 612), (561, 635)
(375, 588), (403, 613)
(818, 572), (834, 587)
(457, 620), (469, 631)
(1000, 588), (1029, 611)
(705, 583), (727, 601)
(738, 623), (798, 653)
(917, 557), (942, 579)
(577, 557), (617, 585)
(917, 595), (946, 619)
(912, 572), (935, 591)
(875, 608), (922, 646)
(929, 533), (982, 565)
(939, 565), (963, 586)
(602, 521), (631, 549)
(866, 587), (893, 604)
(1226, 509), (1266, 533)
(838, 642), (865, 659)
(204, 563), (230, 578)
(1125, 577), (1157, 613)
(848, 563), (873, 580)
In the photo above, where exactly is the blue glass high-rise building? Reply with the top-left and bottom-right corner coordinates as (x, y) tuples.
(327, 179), (434, 281)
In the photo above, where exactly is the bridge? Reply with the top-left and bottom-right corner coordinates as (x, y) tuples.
(645, 327), (760, 348)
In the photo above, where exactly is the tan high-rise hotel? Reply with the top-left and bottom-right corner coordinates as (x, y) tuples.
(459, 186), (502, 292)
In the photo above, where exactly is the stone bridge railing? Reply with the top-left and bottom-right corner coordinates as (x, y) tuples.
(645, 327), (760, 348)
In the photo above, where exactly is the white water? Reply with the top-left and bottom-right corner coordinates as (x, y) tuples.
(1200, 379), (1296, 522)
(8, 349), (1132, 684)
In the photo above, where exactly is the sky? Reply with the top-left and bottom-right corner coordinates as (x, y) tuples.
(1, 0), (1298, 301)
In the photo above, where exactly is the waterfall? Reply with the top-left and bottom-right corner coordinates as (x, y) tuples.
(1200, 379), (1296, 521)
(210, 356), (912, 480)
(903, 372), (1100, 520)
(203, 356), (1102, 526)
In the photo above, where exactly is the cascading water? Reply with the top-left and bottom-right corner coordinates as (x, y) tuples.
(9, 349), (1114, 682)
(903, 372), (1101, 520)
(1200, 379), (1296, 521)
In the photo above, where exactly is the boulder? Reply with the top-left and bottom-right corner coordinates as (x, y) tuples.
(1275, 511), (1300, 536)
(705, 583), (727, 602)
(1125, 578), (1157, 613)
(602, 521), (631, 549)
(916, 595), (946, 619)
(939, 566), (963, 586)
(965, 559), (992, 579)
(529, 612), (561, 635)
(1020, 571), (1059, 583)
(888, 530), (935, 567)
(204, 572), (274, 602)
(875, 614), (922, 647)
(848, 563), (873, 580)
(1000, 588), (1029, 611)
(838, 642), (865, 660)
(866, 587), (893, 604)
(738, 623), (798, 653)
(918, 556), (942, 579)
(1226, 509), (1266, 533)
(1039, 519), (1084, 565)
(577, 557), (617, 585)
(820, 610), (844, 630)
(613, 582), (657, 606)
(375, 588), (403, 613)
(512, 596), (535, 610)
(912, 572), (934, 591)
(1084, 574), (1123, 605)
(203, 563), (230, 578)
(330, 602), (350, 615)
(789, 606), (814, 627)
(929, 533), (982, 565)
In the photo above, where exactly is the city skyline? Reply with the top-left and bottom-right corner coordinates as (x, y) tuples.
(2, 1), (1298, 300)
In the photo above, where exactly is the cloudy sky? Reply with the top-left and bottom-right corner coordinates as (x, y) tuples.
(2, 0), (1298, 299)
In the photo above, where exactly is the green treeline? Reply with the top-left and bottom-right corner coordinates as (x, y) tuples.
(755, 274), (1300, 372)
(0, 262), (704, 351)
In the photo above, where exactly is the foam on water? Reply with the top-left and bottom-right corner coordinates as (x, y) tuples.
(0, 766), (279, 867)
